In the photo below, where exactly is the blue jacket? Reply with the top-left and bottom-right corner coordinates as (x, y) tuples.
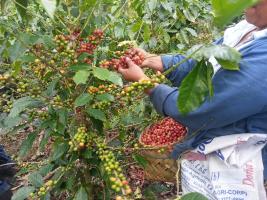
(149, 36), (267, 180)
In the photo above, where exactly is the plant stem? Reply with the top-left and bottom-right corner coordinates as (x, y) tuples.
(163, 46), (203, 76)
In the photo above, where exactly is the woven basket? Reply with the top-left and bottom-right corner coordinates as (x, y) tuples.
(138, 119), (187, 183)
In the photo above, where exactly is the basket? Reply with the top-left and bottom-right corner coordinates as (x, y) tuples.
(138, 118), (187, 183)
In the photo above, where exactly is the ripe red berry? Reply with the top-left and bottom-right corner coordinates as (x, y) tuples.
(141, 118), (186, 146)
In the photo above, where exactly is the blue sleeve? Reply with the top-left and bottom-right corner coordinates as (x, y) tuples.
(161, 55), (196, 87)
(150, 43), (267, 134)
(161, 38), (223, 87)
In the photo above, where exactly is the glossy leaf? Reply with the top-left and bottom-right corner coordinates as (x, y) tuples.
(74, 93), (93, 107)
(19, 131), (38, 157)
(87, 108), (106, 121)
(96, 94), (114, 102)
(11, 186), (35, 200)
(212, 0), (258, 27)
(178, 60), (211, 115)
(40, 0), (57, 19)
(74, 186), (88, 200)
(8, 97), (43, 118)
(28, 172), (44, 187)
(73, 70), (90, 85)
(50, 142), (69, 161)
(181, 192), (208, 200)
(217, 59), (239, 70)
(14, 0), (28, 19)
(132, 154), (148, 168)
(197, 45), (241, 70)
(69, 63), (91, 72)
(92, 67), (123, 86)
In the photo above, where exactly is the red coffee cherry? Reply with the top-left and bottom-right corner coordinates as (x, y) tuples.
(141, 117), (186, 146)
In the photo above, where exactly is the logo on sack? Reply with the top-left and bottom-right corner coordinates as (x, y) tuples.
(242, 160), (254, 187)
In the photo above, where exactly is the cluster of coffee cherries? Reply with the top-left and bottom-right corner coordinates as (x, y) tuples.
(2, 100), (12, 113)
(119, 74), (165, 100)
(29, 109), (48, 120)
(87, 84), (118, 95)
(31, 58), (51, 79)
(51, 95), (64, 108)
(140, 117), (187, 146)
(99, 48), (145, 70)
(69, 126), (87, 151)
(16, 80), (29, 93)
(96, 139), (132, 196)
(69, 127), (95, 152)
(0, 74), (10, 87)
(91, 101), (111, 110)
(28, 85), (42, 98)
(54, 34), (76, 59)
(29, 180), (56, 199)
(77, 29), (104, 55)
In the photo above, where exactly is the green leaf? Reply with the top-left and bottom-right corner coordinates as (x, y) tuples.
(206, 62), (214, 97)
(19, 131), (38, 157)
(87, 108), (106, 121)
(40, 0), (57, 19)
(82, 149), (93, 159)
(74, 93), (93, 107)
(147, 0), (158, 11)
(39, 130), (51, 151)
(143, 188), (157, 200)
(96, 94), (114, 102)
(12, 60), (22, 76)
(14, 0), (28, 19)
(73, 70), (90, 85)
(185, 27), (197, 37)
(11, 186), (35, 200)
(58, 108), (68, 127)
(46, 78), (60, 96)
(38, 164), (54, 176)
(28, 172), (44, 187)
(178, 60), (210, 115)
(131, 20), (143, 33)
(217, 59), (240, 70)
(212, 0), (258, 27)
(4, 116), (22, 128)
(8, 97), (42, 118)
(8, 41), (26, 61)
(51, 142), (69, 161)
(199, 45), (241, 63)
(92, 67), (122, 86)
(74, 186), (88, 200)
(69, 63), (91, 71)
(132, 154), (148, 168)
(181, 192), (208, 200)
(18, 33), (39, 46)
(143, 23), (150, 42)
(80, 0), (97, 11)
(20, 54), (36, 62)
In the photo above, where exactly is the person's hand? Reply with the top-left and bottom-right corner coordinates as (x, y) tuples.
(118, 57), (149, 82)
(132, 48), (164, 72)
(118, 57), (158, 95)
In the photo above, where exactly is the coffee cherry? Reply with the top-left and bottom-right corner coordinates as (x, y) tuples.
(95, 138), (131, 195)
(140, 117), (187, 146)
(69, 127), (96, 152)
(76, 29), (104, 55)
(116, 196), (123, 200)
(101, 48), (145, 71)
(51, 95), (64, 108)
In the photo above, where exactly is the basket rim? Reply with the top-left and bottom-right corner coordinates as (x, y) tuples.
(139, 118), (188, 148)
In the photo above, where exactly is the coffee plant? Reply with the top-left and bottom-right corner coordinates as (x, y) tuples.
(0, 0), (256, 199)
